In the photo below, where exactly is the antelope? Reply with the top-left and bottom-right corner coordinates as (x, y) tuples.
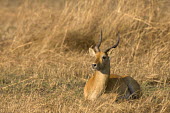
(84, 31), (141, 101)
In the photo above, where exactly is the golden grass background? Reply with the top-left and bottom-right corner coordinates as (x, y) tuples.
(0, 0), (170, 112)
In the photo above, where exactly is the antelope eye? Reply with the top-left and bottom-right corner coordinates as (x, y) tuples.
(102, 56), (107, 60)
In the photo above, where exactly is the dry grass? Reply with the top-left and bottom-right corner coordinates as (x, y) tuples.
(0, 0), (170, 112)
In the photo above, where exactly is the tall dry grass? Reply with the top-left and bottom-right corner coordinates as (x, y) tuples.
(0, 0), (170, 112)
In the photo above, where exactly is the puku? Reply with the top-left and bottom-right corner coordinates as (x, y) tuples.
(84, 31), (141, 100)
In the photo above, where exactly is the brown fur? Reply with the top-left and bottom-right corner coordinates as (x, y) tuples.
(84, 51), (141, 100)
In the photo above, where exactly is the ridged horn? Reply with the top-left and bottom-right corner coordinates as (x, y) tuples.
(104, 32), (120, 53)
(94, 30), (102, 52)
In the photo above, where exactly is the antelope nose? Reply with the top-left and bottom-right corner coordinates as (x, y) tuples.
(92, 63), (97, 69)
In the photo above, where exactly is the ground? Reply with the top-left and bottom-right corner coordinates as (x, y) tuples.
(0, 0), (170, 113)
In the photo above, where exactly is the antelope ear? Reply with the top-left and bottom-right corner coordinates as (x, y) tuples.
(89, 48), (96, 56)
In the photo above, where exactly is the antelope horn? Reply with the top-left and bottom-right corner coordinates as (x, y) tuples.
(104, 32), (120, 53)
(94, 30), (102, 52)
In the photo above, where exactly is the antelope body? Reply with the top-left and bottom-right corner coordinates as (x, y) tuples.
(84, 31), (141, 100)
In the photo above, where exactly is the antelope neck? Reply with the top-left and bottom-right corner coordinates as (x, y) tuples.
(94, 70), (110, 82)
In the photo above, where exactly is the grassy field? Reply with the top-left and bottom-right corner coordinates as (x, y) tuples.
(0, 0), (170, 112)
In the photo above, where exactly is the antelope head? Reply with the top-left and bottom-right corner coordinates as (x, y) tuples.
(89, 31), (120, 74)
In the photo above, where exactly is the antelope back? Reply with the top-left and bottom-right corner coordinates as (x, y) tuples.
(106, 76), (131, 99)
